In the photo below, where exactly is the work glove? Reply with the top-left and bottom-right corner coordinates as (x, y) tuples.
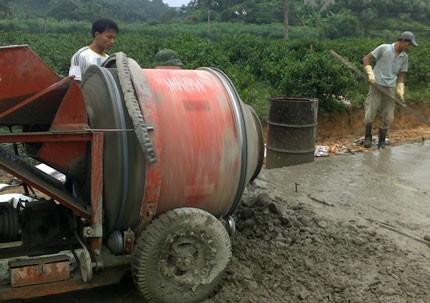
(396, 82), (405, 101)
(364, 65), (376, 84)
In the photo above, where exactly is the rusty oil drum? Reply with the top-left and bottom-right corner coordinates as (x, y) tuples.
(266, 96), (318, 168)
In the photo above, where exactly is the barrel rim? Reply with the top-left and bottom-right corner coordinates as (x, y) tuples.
(270, 96), (319, 103)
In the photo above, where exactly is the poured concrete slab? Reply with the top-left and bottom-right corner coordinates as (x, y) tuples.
(259, 141), (430, 254)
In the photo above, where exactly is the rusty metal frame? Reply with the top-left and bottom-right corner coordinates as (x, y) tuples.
(0, 45), (119, 298)
(0, 130), (104, 249)
(9, 255), (71, 287)
(90, 132), (103, 253)
(0, 77), (72, 121)
(0, 265), (130, 300)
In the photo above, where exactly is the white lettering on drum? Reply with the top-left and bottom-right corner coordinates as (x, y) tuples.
(155, 75), (214, 93)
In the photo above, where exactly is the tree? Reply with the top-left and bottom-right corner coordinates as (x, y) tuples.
(320, 10), (360, 39)
(284, 0), (288, 39)
(0, 0), (12, 18)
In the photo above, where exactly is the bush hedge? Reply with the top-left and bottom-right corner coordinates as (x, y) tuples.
(1, 21), (428, 121)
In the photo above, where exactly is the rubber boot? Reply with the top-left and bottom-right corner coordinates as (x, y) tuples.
(378, 128), (387, 149)
(363, 124), (373, 148)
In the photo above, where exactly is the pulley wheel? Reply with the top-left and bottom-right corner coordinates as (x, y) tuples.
(79, 248), (93, 282)
(132, 207), (232, 303)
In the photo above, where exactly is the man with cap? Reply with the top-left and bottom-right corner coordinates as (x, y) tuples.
(152, 49), (183, 69)
(361, 31), (418, 149)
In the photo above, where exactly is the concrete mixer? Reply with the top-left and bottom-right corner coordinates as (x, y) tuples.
(0, 45), (264, 302)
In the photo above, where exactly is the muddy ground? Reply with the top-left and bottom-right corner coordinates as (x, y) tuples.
(3, 103), (430, 303)
(205, 104), (430, 303)
(209, 150), (430, 303)
(315, 102), (430, 148)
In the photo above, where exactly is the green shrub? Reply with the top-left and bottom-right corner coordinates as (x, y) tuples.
(320, 11), (361, 39)
(1, 22), (430, 120)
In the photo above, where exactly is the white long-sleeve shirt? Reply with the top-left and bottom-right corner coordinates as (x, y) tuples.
(68, 46), (108, 81)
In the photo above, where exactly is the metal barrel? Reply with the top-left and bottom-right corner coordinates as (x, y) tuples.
(266, 96), (318, 168)
(80, 64), (264, 233)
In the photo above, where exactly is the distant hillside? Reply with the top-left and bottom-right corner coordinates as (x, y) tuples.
(6, 0), (175, 22)
(2, 0), (430, 35)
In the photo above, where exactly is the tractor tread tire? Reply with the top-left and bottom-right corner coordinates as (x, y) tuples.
(132, 207), (231, 303)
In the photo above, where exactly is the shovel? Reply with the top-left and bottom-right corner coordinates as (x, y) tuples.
(330, 49), (430, 127)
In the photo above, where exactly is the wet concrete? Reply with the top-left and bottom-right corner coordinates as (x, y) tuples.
(258, 141), (430, 252)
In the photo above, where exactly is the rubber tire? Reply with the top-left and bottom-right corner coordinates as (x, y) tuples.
(132, 208), (232, 303)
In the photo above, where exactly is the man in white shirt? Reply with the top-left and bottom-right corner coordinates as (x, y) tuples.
(68, 18), (119, 82)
